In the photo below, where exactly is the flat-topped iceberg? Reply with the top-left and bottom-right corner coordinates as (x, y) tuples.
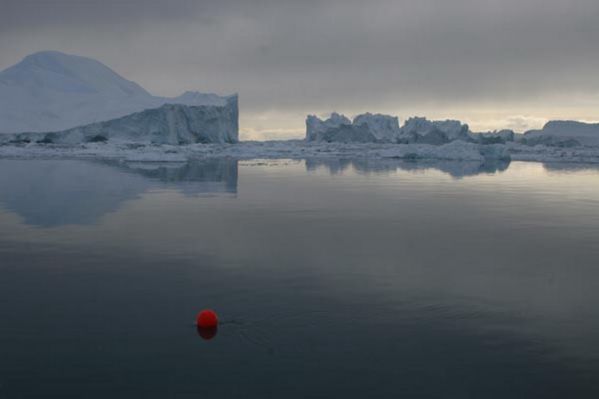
(521, 121), (599, 147)
(3, 96), (238, 145)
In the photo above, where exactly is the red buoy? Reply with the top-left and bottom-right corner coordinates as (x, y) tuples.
(196, 309), (219, 328)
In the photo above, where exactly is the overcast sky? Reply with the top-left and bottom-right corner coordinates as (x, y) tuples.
(2, 0), (599, 138)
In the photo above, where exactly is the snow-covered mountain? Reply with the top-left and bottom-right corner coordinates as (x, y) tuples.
(0, 51), (230, 133)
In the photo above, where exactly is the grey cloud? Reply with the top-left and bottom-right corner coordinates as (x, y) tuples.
(1, 0), (599, 135)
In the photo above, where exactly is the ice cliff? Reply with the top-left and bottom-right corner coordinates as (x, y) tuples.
(4, 96), (238, 145)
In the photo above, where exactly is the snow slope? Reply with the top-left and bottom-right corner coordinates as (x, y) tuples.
(0, 51), (231, 133)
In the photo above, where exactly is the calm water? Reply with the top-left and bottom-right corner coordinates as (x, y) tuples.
(1, 158), (599, 398)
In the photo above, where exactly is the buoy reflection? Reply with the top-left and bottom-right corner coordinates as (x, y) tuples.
(197, 326), (218, 341)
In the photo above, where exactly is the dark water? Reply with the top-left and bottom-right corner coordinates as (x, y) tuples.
(1, 158), (599, 398)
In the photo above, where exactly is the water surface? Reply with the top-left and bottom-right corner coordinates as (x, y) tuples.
(1, 158), (598, 398)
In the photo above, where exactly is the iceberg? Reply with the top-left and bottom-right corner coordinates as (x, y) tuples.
(470, 130), (516, 144)
(306, 112), (401, 143)
(399, 117), (470, 144)
(0, 51), (234, 134)
(521, 121), (599, 147)
(4, 96), (238, 145)
(2, 52), (598, 165)
(352, 113), (401, 142)
(306, 113), (352, 142)
(306, 113), (470, 145)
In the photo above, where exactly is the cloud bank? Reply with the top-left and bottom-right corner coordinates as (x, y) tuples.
(2, 0), (599, 138)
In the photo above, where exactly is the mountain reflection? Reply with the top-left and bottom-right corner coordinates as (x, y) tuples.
(0, 158), (238, 227)
(305, 158), (510, 178)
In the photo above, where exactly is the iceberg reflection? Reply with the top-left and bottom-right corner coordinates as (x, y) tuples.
(306, 158), (510, 178)
(0, 158), (238, 227)
(114, 158), (238, 196)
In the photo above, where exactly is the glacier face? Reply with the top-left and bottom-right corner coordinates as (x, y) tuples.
(0, 51), (232, 134)
(4, 96), (239, 145)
